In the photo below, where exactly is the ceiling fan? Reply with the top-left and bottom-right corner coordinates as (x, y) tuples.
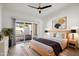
(27, 3), (52, 14)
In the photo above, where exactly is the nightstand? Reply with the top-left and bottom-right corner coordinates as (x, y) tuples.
(68, 39), (78, 48)
(68, 33), (78, 48)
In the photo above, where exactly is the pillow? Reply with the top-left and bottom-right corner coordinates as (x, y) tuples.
(55, 32), (65, 39)
(53, 33), (56, 37)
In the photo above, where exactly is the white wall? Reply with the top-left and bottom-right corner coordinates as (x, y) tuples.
(45, 4), (79, 47)
(2, 8), (44, 37)
(0, 4), (2, 31)
(46, 4), (79, 30)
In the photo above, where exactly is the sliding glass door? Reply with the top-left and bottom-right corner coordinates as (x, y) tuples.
(15, 22), (33, 44)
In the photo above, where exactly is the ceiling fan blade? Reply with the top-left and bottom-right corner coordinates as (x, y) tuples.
(27, 5), (38, 9)
(40, 5), (52, 9)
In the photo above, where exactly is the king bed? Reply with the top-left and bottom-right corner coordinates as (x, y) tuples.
(29, 32), (68, 56)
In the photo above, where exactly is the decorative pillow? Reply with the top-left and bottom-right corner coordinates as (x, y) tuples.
(53, 33), (56, 37)
(55, 32), (65, 39)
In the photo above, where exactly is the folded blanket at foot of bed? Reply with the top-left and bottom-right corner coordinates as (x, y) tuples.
(33, 38), (62, 56)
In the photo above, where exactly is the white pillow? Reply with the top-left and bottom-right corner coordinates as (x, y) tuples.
(55, 32), (65, 39)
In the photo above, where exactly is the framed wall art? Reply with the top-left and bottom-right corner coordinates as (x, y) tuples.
(52, 16), (67, 29)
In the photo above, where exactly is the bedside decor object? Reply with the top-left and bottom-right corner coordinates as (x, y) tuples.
(70, 29), (76, 39)
(44, 30), (50, 37)
(70, 29), (76, 33)
(68, 29), (78, 48)
(45, 30), (48, 33)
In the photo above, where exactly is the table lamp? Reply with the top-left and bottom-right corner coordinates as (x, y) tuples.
(70, 29), (76, 39)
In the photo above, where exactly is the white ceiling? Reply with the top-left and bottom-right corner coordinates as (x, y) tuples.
(3, 3), (69, 18)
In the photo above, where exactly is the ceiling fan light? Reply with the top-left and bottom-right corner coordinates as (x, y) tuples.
(39, 10), (41, 14)
(27, 3), (52, 14)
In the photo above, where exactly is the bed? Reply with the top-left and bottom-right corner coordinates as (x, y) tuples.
(29, 31), (68, 56)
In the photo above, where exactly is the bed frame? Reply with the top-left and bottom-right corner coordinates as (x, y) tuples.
(29, 30), (68, 56)
(29, 38), (67, 56)
(29, 43), (55, 56)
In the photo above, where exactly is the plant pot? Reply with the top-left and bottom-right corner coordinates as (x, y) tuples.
(3, 36), (12, 48)
(9, 39), (12, 48)
(2, 36), (9, 56)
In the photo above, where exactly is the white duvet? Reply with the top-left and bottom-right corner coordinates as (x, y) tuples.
(30, 37), (65, 53)
(30, 40), (54, 53)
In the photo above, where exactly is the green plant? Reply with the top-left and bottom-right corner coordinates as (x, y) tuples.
(2, 28), (13, 39)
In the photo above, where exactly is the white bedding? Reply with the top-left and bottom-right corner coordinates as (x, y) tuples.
(38, 37), (63, 45)
(30, 37), (67, 53)
(30, 40), (54, 53)
(30, 31), (67, 53)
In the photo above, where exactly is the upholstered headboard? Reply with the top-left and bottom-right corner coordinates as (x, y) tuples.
(49, 29), (68, 39)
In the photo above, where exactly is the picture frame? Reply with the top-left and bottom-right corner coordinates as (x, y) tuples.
(52, 16), (67, 29)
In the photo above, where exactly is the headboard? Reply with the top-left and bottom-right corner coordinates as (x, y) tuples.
(48, 29), (68, 39)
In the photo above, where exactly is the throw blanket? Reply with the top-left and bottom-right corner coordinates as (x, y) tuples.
(33, 38), (62, 56)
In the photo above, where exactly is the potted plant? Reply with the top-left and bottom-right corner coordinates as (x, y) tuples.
(2, 28), (13, 48)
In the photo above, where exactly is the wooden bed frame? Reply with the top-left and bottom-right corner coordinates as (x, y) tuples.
(29, 38), (67, 56)
(29, 30), (68, 56)
(29, 43), (55, 56)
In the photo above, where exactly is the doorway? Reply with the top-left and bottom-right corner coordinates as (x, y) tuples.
(15, 22), (32, 44)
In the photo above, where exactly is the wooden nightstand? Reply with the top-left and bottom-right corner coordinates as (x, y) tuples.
(68, 39), (78, 48)
(67, 33), (78, 48)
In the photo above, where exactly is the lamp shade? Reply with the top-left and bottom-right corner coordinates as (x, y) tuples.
(45, 30), (48, 33)
(71, 29), (76, 33)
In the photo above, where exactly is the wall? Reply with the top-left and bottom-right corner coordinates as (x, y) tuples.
(45, 4), (79, 47)
(0, 4), (2, 31)
(2, 8), (44, 37)
(46, 4), (79, 29)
